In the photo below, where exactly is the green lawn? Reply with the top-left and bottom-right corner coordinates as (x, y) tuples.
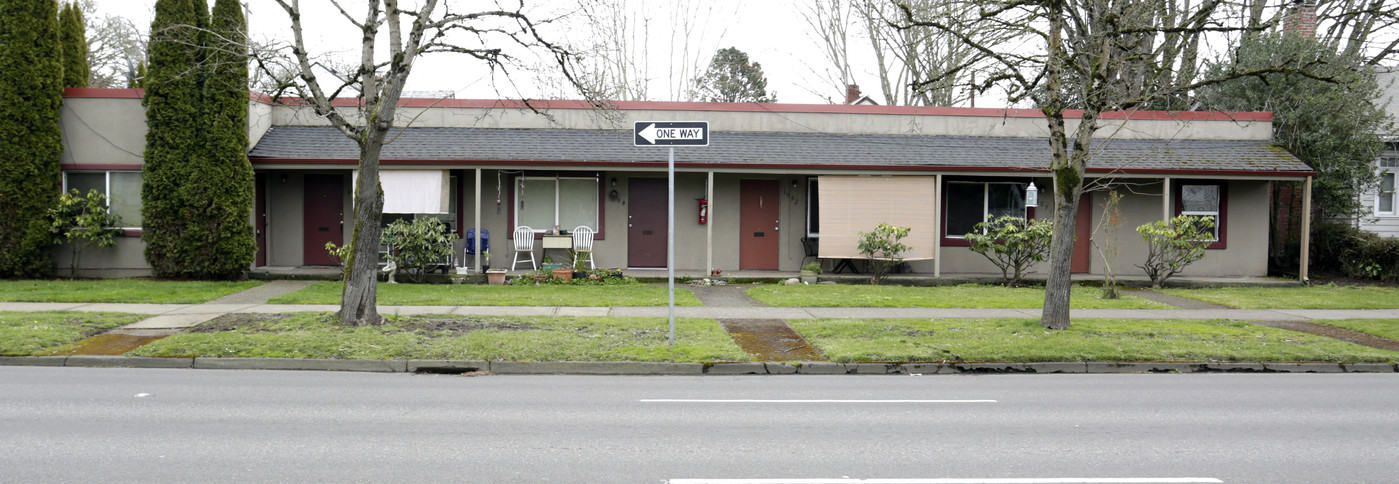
(0, 311), (146, 355)
(1157, 285), (1399, 309)
(1314, 319), (1399, 341)
(747, 284), (1170, 309)
(267, 281), (702, 306)
(789, 318), (1399, 363)
(0, 279), (263, 304)
(128, 313), (743, 362)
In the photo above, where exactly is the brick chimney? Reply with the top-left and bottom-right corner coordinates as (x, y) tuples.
(1285, 0), (1317, 39)
(845, 84), (861, 104)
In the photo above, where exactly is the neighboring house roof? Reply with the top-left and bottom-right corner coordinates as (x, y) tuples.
(248, 125), (1314, 176)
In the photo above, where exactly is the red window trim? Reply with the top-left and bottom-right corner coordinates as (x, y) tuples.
(940, 178), (1035, 247)
(1174, 181), (1228, 250)
(505, 171), (607, 240)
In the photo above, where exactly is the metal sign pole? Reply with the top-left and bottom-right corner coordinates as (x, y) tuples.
(667, 146), (676, 346)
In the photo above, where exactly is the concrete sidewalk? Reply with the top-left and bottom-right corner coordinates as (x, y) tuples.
(6, 301), (1399, 323)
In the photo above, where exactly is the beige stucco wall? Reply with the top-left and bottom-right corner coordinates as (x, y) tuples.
(60, 97), (147, 167)
(51, 239), (151, 278)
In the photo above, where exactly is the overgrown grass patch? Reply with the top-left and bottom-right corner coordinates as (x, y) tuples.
(128, 313), (743, 362)
(747, 283), (1169, 309)
(267, 281), (702, 306)
(0, 279), (263, 304)
(0, 311), (146, 355)
(1313, 319), (1399, 341)
(1156, 284), (1399, 309)
(788, 318), (1399, 363)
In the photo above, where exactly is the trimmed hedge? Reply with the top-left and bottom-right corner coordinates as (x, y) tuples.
(0, 0), (64, 277)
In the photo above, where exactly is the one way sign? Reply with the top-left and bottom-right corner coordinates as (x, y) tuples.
(634, 121), (709, 147)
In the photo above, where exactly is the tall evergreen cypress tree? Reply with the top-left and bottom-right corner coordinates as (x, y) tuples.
(141, 0), (207, 277)
(192, 0), (254, 278)
(58, 1), (87, 88)
(0, 0), (64, 277)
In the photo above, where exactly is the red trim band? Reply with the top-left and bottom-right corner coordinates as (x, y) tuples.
(61, 163), (144, 171)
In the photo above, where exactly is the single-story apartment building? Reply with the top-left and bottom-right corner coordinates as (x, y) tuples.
(57, 88), (1316, 280)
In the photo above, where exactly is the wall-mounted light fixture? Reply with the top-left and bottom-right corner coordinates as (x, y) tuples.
(280, 173), (288, 184)
(792, 179), (799, 188)
(1025, 181), (1039, 207)
(611, 177), (617, 187)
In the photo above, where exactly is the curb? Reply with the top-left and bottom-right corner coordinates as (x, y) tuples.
(0, 356), (1395, 375)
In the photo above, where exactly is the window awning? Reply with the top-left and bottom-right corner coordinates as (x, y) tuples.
(353, 170), (449, 214)
(817, 176), (936, 260)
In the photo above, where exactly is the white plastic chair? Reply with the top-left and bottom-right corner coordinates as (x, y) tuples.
(571, 225), (596, 269)
(511, 225), (536, 271)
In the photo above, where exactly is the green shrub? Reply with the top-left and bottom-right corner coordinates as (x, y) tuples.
(381, 218), (454, 283)
(1136, 215), (1215, 288)
(965, 215), (1053, 286)
(857, 223), (911, 285)
(1346, 234), (1399, 283)
(49, 189), (124, 278)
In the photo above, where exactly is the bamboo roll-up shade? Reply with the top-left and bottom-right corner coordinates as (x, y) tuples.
(817, 176), (936, 260)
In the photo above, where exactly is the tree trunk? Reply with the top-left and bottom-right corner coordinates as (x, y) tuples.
(1041, 189), (1078, 330)
(338, 135), (387, 326)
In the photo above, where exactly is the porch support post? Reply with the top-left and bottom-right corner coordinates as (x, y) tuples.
(706, 171), (714, 277)
(1162, 177), (1171, 221)
(1300, 176), (1312, 284)
(933, 173), (942, 278)
(473, 168), (481, 271)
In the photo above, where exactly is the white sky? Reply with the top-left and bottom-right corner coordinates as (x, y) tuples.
(94, 0), (893, 105)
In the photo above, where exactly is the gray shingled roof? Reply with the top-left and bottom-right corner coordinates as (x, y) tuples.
(248, 126), (1313, 174)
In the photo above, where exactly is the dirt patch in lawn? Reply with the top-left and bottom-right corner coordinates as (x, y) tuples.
(188, 313), (289, 333)
(42, 333), (170, 356)
(719, 319), (826, 361)
(1250, 320), (1399, 353)
(399, 317), (535, 335)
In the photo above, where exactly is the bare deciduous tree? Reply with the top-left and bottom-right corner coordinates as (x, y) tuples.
(78, 0), (147, 88)
(256, 0), (592, 326)
(893, 0), (1384, 330)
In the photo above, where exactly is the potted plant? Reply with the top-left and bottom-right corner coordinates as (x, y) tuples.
(486, 268), (508, 285)
(572, 255), (588, 279)
(541, 255), (563, 271)
(551, 267), (573, 281)
(800, 261), (822, 284)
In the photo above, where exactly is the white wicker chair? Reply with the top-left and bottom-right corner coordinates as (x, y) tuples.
(511, 225), (536, 271)
(571, 226), (596, 269)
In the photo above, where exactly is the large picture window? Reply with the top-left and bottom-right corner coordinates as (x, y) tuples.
(63, 171), (143, 229)
(944, 181), (1027, 239)
(516, 176), (599, 232)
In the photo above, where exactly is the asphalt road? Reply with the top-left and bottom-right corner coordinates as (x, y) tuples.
(1, 367), (1396, 483)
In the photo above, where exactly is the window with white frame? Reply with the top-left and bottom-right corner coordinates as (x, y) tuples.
(1180, 184), (1221, 241)
(1378, 151), (1397, 215)
(63, 171), (143, 228)
(944, 181), (1027, 238)
(516, 176), (598, 232)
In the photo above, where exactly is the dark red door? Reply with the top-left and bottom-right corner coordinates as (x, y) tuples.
(740, 180), (780, 270)
(304, 174), (344, 266)
(627, 178), (667, 267)
(255, 173), (267, 267)
(1072, 192), (1092, 273)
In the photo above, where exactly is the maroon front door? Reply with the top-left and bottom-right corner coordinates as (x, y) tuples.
(255, 173), (267, 267)
(627, 178), (667, 267)
(303, 174), (344, 266)
(1072, 192), (1092, 273)
(740, 180), (780, 270)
